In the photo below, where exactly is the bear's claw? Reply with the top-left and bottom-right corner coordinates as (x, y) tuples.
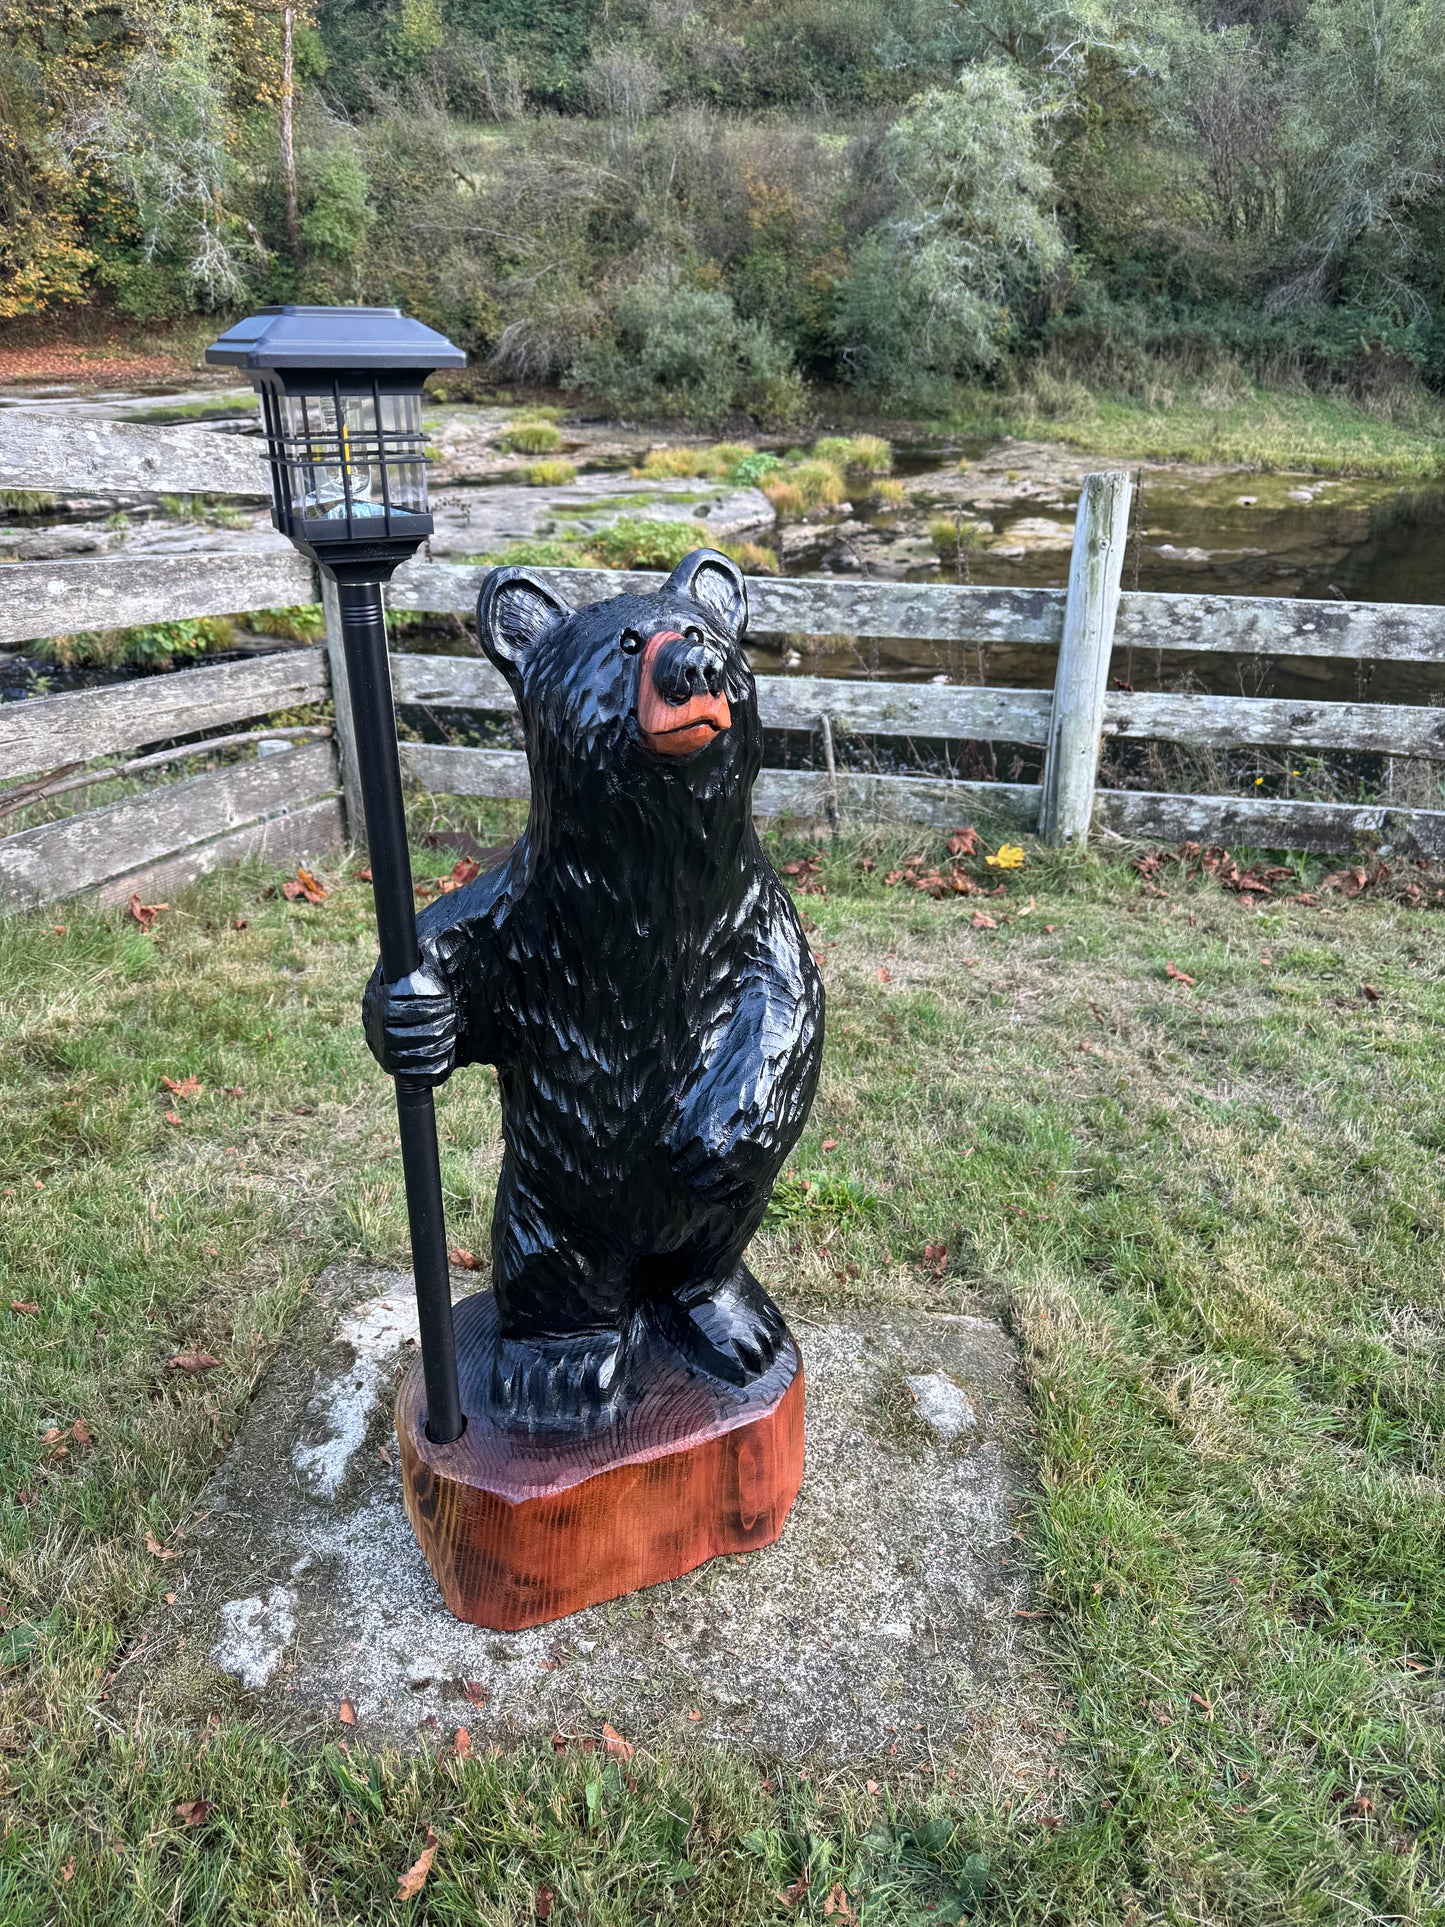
(489, 1327), (631, 1429)
(655, 1266), (786, 1386)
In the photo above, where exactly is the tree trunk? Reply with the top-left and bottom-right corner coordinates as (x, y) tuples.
(281, 5), (300, 262)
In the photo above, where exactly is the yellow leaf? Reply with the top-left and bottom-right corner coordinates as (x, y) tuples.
(985, 844), (1026, 870)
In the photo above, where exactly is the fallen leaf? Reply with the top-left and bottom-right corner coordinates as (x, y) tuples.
(1344, 1794), (1374, 1818)
(175, 1798), (211, 1826)
(396, 1829), (438, 1900)
(350, 866), (372, 882)
(877, 967), (891, 982)
(167, 1352), (221, 1374)
(436, 857), (482, 894)
(462, 1680), (488, 1705)
(10, 1300), (39, 1314)
(338, 1699), (357, 1725)
(687, 1709), (702, 1722)
(129, 894), (168, 930)
(601, 1721), (634, 1763)
(164, 1111), (182, 1125)
(535, 1885), (554, 1921)
(865, 1779), (879, 1793)
(70, 1418), (93, 1445)
(780, 1874), (810, 1906)
(164, 1592), (176, 1605)
(971, 911), (997, 930)
(821, 1137), (839, 1152)
(146, 1531), (177, 1561)
(232, 918), (248, 931)
(61, 1856), (75, 1883)
(1362, 983), (1380, 1003)
(53, 924), (66, 936)
(162, 1074), (202, 1099)
(1164, 961), (1196, 987)
(985, 844), (1026, 870)
(282, 866), (327, 906)
(448, 1246), (484, 1271)
(824, 1882), (855, 1917)
(947, 826), (984, 856)
(453, 1726), (472, 1757)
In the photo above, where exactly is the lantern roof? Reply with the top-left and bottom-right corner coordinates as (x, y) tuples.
(205, 306), (465, 373)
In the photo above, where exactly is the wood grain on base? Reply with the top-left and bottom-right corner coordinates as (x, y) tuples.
(395, 1291), (804, 1630)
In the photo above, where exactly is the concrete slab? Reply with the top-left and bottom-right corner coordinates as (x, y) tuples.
(131, 1268), (1036, 1766)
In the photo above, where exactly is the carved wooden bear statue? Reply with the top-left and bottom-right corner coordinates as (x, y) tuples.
(365, 548), (824, 1431)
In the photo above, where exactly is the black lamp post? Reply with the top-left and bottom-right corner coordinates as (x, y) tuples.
(206, 305), (468, 1443)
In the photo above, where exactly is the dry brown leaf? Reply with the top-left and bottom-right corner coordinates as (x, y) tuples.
(338, 1700), (357, 1725)
(164, 1111), (182, 1125)
(824, 1883), (854, 1918)
(70, 1418), (93, 1445)
(162, 1074), (202, 1099)
(167, 1352), (221, 1374)
(175, 1798), (212, 1826)
(462, 1680), (488, 1705)
(128, 894), (168, 930)
(146, 1530), (177, 1561)
(535, 1884), (554, 1921)
(61, 1856), (75, 1883)
(779, 1874), (810, 1906)
(10, 1300), (39, 1314)
(947, 826), (984, 856)
(448, 1246), (484, 1271)
(1165, 961), (1196, 987)
(601, 1721), (634, 1763)
(453, 1726), (473, 1757)
(436, 857), (482, 895)
(971, 911), (997, 931)
(396, 1829), (438, 1900)
(821, 1137), (839, 1152)
(282, 866), (328, 906)
(877, 967), (891, 982)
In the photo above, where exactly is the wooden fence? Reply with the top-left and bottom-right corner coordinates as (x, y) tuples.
(2, 408), (1444, 910)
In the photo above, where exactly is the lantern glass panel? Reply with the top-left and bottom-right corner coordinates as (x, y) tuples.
(268, 386), (427, 531)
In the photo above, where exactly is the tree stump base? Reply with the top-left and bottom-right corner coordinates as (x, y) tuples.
(395, 1291), (805, 1629)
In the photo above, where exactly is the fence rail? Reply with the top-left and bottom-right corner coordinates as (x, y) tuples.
(2, 407), (1444, 909)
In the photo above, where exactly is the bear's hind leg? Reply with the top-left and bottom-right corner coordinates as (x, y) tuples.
(645, 1256), (787, 1387)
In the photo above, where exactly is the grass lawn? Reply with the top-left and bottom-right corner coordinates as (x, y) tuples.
(1, 811), (1442, 1923)
(936, 378), (1445, 481)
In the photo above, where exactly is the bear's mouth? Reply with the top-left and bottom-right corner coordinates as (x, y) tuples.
(636, 630), (732, 758)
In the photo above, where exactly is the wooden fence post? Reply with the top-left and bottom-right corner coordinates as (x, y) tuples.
(322, 572), (366, 843)
(1039, 471), (1134, 846)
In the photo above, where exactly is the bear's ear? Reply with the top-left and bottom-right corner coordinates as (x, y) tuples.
(476, 567), (572, 678)
(666, 548), (748, 640)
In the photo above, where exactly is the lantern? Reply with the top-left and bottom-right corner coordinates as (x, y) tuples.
(206, 306), (468, 1442)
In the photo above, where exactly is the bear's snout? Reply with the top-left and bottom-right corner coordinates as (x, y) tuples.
(653, 633), (726, 705)
(637, 629), (732, 757)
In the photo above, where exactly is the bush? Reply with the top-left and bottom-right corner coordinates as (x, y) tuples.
(719, 540), (780, 574)
(813, 434), (892, 473)
(500, 421), (564, 453)
(870, 478), (907, 507)
(640, 447), (714, 477)
(572, 270), (807, 428)
(519, 459), (577, 484)
(762, 459), (845, 515)
(36, 618), (233, 670)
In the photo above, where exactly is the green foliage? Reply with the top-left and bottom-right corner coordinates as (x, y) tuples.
(0, 491), (58, 515)
(298, 148), (372, 280)
(582, 517), (713, 569)
(36, 617), (233, 670)
(244, 605), (325, 643)
(499, 420), (563, 453)
(573, 271), (807, 427)
(518, 458), (577, 484)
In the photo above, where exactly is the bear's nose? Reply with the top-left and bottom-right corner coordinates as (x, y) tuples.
(652, 633), (725, 706)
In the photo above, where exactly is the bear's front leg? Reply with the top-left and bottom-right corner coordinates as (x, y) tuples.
(660, 929), (822, 1384)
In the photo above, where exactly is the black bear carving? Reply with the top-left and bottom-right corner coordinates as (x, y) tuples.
(365, 549), (824, 1427)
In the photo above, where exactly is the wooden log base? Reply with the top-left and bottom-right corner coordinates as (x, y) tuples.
(395, 1290), (805, 1630)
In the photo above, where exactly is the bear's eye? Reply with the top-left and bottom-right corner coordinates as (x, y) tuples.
(620, 629), (644, 656)
(683, 625), (704, 648)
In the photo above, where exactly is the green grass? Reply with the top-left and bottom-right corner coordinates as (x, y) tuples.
(1, 817), (1443, 1921)
(940, 372), (1445, 480)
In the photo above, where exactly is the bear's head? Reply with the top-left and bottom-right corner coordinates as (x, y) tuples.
(475, 549), (760, 849)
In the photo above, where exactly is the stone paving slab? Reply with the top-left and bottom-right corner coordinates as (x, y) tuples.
(131, 1267), (1036, 1766)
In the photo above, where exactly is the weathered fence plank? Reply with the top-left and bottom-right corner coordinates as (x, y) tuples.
(1114, 591), (1445, 663)
(1094, 787), (1445, 860)
(388, 561), (1069, 647)
(397, 741), (1039, 829)
(1105, 691), (1445, 757)
(0, 411), (269, 498)
(1039, 472), (1133, 845)
(0, 651), (328, 784)
(93, 795), (343, 908)
(387, 650), (1057, 745)
(0, 553), (315, 648)
(390, 560), (1445, 663)
(0, 740), (338, 907)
